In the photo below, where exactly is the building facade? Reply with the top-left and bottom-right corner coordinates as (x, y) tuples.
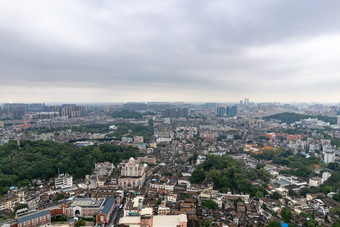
(17, 210), (51, 227)
(119, 158), (146, 188)
(94, 162), (114, 176)
(324, 151), (335, 164)
(55, 173), (73, 189)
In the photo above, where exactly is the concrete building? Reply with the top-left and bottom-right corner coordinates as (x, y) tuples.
(134, 136), (144, 144)
(118, 157), (146, 188)
(309, 177), (324, 187)
(324, 151), (336, 164)
(161, 108), (188, 119)
(0, 121), (4, 128)
(123, 196), (144, 216)
(94, 162), (114, 176)
(61, 104), (85, 118)
(119, 207), (187, 227)
(322, 171), (332, 181)
(216, 105), (227, 117)
(123, 102), (147, 111)
(55, 173), (73, 189)
(137, 156), (157, 165)
(158, 201), (170, 215)
(0, 196), (20, 211)
(227, 105), (238, 117)
(337, 115), (340, 125)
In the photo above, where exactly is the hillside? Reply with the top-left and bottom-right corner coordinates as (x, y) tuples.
(263, 112), (337, 125)
(0, 140), (140, 194)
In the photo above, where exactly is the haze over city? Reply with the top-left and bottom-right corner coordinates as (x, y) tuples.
(2, 2), (340, 225)
(1, 0), (340, 103)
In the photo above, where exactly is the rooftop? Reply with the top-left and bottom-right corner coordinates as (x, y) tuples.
(98, 198), (115, 216)
(69, 198), (103, 207)
(18, 210), (50, 224)
(153, 214), (187, 227)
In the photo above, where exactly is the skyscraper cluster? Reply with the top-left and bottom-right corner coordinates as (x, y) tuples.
(216, 104), (238, 117)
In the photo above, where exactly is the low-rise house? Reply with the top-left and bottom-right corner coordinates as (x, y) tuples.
(94, 162), (114, 176)
(158, 201), (171, 215)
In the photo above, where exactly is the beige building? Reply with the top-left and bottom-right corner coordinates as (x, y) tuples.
(0, 121), (4, 128)
(134, 136), (144, 144)
(119, 158), (146, 188)
(309, 177), (324, 187)
(158, 201), (170, 215)
(137, 156), (157, 165)
(0, 196), (20, 210)
(119, 207), (187, 227)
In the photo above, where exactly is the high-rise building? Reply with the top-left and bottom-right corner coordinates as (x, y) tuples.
(324, 151), (335, 164)
(244, 98), (249, 105)
(123, 103), (147, 111)
(147, 102), (173, 112)
(216, 105), (226, 117)
(178, 108), (188, 118)
(337, 115), (340, 125)
(161, 108), (188, 119)
(3, 103), (28, 119)
(48, 104), (85, 118)
(227, 105), (238, 117)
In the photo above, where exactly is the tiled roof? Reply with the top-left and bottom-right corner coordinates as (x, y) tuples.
(18, 210), (50, 224)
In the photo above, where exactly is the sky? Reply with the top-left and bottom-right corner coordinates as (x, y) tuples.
(1, 0), (340, 103)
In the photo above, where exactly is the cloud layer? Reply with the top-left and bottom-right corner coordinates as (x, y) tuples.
(1, 0), (340, 103)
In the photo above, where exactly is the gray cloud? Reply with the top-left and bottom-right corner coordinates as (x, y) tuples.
(1, 0), (340, 103)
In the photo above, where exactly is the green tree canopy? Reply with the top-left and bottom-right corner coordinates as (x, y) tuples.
(0, 140), (140, 195)
(268, 220), (281, 227)
(202, 200), (218, 210)
(281, 207), (292, 223)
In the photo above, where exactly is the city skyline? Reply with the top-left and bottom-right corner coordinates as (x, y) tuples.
(1, 0), (340, 103)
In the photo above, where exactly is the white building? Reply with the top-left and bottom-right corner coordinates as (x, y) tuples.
(337, 116), (340, 125)
(324, 151), (335, 164)
(196, 155), (206, 165)
(309, 177), (324, 187)
(118, 158), (146, 188)
(109, 125), (117, 130)
(322, 171), (332, 181)
(55, 173), (73, 189)
(94, 162), (114, 176)
(156, 137), (172, 143)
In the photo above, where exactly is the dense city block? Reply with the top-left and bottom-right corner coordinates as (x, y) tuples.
(1, 102), (340, 227)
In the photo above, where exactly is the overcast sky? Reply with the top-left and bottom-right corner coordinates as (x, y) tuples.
(1, 0), (340, 103)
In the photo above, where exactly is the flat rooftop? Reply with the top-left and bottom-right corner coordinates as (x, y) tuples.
(69, 198), (103, 207)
